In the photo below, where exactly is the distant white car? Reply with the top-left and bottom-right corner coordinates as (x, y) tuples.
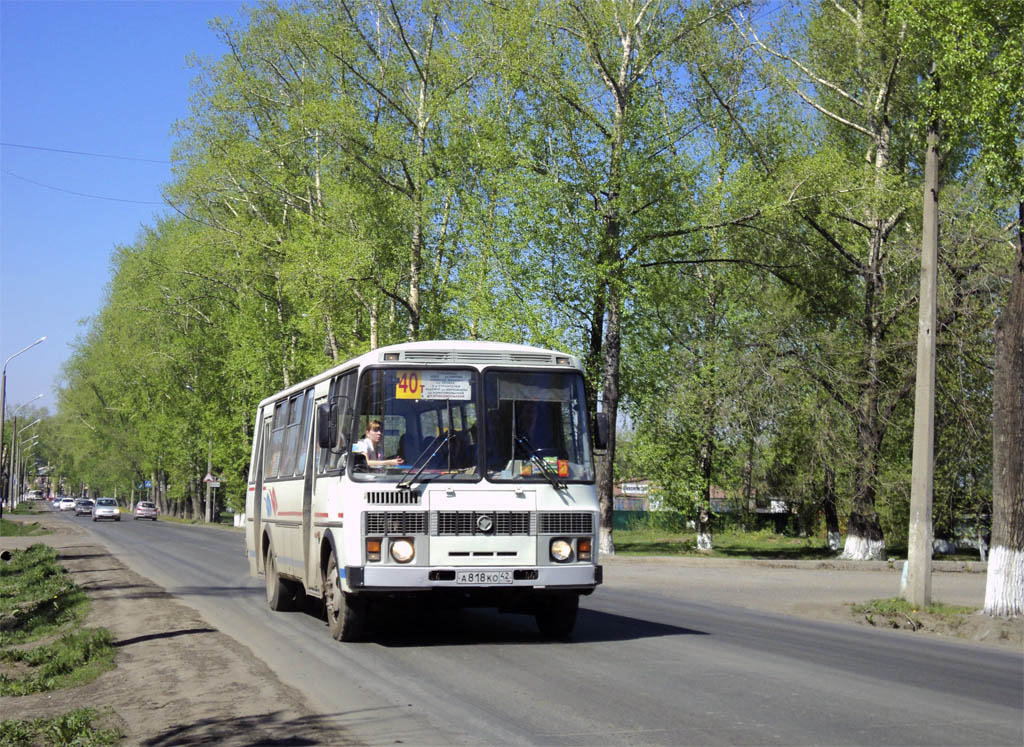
(92, 497), (121, 522)
(133, 501), (158, 520)
(58, 497), (76, 511)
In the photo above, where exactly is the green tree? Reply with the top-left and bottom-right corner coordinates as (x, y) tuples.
(482, 0), (759, 553)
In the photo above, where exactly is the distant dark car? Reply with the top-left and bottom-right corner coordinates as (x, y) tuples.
(133, 501), (158, 521)
(74, 499), (95, 516)
(91, 497), (121, 522)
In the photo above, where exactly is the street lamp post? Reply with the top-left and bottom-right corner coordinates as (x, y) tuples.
(15, 434), (40, 505)
(1, 336), (46, 511)
(3, 397), (43, 515)
(8, 418), (40, 509)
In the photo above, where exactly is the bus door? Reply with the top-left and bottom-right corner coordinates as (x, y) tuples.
(253, 413), (273, 574)
(301, 394), (321, 591)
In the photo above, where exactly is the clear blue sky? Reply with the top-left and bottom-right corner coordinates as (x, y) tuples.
(1, 0), (247, 415)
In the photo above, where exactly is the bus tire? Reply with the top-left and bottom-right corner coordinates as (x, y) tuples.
(535, 592), (579, 640)
(265, 539), (295, 611)
(324, 549), (364, 641)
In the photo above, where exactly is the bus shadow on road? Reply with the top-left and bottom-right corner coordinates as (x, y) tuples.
(364, 605), (706, 647)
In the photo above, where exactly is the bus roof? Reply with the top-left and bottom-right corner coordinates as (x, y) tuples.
(257, 340), (582, 409)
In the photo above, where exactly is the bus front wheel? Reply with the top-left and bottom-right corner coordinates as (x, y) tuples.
(265, 539), (295, 611)
(535, 592), (579, 640)
(324, 550), (365, 641)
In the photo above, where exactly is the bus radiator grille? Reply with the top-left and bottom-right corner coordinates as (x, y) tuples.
(365, 511), (428, 535)
(538, 512), (594, 535)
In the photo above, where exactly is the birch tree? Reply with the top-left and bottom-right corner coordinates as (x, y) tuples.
(738, 0), (932, 559)
(485, 0), (757, 554)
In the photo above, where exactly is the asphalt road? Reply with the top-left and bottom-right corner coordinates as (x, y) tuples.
(59, 510), (1023, 746)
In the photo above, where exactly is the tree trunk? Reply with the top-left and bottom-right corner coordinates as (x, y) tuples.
(842, 321), (887, 560)
(697, 437), (714, 551)
(823, 466), (841, 551)
(190, 473), (203, 520)
(597, 282), (621, 556)
(984, 201), (1024, 616)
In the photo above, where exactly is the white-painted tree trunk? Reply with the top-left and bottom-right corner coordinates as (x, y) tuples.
(827, 531), (842, 551)
(697, 531), (713, 551)
(599, 526), (614, 556)
(840, 534), (886, 560)
(984, 545), (1024, 617)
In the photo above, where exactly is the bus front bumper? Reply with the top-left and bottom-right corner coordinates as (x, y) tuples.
(344, 563), (602, 590)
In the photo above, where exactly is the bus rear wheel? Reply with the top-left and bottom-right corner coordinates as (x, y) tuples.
(535, 592), (579, 640)
(265, 539), (296, 611)
(324, 550), (365, 641)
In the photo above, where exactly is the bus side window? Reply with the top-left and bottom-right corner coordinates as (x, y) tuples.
(319, 370), (356, 473)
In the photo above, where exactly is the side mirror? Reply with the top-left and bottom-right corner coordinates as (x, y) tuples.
(317, 402), (337, 449)
(594, 412), (610, 452)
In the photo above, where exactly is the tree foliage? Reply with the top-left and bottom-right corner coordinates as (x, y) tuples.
(26, 0), (1013, 567)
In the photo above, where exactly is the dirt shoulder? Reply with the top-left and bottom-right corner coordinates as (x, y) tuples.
(1, 515), (332, 746)
(2, 514), (1019, 744)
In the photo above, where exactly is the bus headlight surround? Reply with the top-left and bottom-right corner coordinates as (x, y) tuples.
(390, 538), (415, 563)
(550, 539), (573, 562)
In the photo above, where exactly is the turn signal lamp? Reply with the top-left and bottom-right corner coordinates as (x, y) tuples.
(577, 538), (592, 561)
(366, 539), (382, 562)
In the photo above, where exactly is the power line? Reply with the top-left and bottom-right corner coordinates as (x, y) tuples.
(1, 169), (166, 206)
(0, 141), (170, 164)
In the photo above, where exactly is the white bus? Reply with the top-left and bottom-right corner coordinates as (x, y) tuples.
(245, 340), (608, 641)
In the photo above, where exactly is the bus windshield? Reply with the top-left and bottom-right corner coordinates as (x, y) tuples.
(483, 370), (595, 483)
(351, 368), (481, 482)
(349, 367), (595, 484)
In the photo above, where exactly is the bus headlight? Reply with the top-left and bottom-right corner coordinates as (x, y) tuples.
(550, 539), (573, 562)
(390, 539), (415, 563)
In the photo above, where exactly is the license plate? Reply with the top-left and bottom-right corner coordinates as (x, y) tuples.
(456, 570), (513, 585)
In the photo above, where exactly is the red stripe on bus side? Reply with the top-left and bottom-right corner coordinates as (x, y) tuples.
(278, 511), (303, 517)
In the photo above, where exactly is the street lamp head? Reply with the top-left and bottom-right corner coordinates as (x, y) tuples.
(3, 336), (47, 371)
(12, 394), (44, 417)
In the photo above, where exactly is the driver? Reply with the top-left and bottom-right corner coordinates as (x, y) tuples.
(355, 420), (404, 469)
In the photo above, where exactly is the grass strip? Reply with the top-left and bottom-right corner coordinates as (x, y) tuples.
(0, 545), (88, 646)
(0, 518), (49, 537)
(0, 627), (116, 695)
(0, 706), (121, 746)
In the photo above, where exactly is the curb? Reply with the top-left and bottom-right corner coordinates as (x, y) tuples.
(602, 555), (988, 573)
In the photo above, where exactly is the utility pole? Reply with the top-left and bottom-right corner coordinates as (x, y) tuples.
(905, 119), (940, 607)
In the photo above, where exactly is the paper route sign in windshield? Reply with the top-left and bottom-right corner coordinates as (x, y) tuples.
(395, 370), (472, 400)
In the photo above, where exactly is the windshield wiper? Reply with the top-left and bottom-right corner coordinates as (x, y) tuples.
(514, 435), (566, 490)
(396, 431), (454, 491)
